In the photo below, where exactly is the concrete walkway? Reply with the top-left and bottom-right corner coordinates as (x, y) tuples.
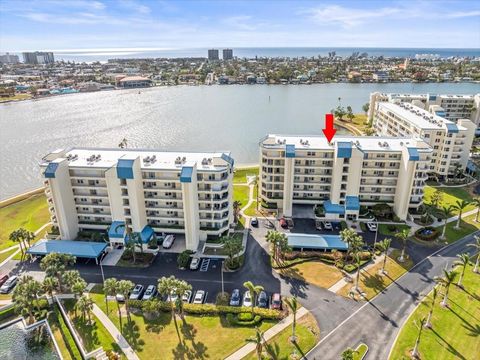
(225, 307), (309, 360)
(91, 303), (140, 360)
(101, 248), (124, 266)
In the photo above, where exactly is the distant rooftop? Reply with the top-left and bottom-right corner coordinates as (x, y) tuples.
(378, 102), (466, 131)
(41, 147), (233, 171)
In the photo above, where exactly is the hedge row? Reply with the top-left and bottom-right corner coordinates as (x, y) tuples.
(128, 299), (284, 320)
(226, 313), (262, 326)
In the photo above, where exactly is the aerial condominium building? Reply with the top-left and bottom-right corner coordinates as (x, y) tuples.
(259, 135), (433, 221)
(40, 148), (235, 251)
(372, 102), (476, 179)
(368, 92), (480, 125)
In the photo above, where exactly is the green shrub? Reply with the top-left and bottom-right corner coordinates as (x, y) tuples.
(226, 313), (262, 326)
(340, 221), (347, 230)
(0, 306), (16, 323)
(359, 222), (367, 231)
(215, 292), (230, 306)
(414, 227), (439, 241)
(388, 225), (397, 232)
(237, 312), (254, 321)
(177, 250), (191, 269)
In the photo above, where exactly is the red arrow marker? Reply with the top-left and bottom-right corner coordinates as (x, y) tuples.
(322, 113), (337, 142)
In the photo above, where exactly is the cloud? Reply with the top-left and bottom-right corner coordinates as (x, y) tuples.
(21, 11), (122, 25)
(118, 0), (151, 15)
(447, 10), (480, 18)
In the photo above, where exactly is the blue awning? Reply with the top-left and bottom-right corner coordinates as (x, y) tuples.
(324, 200), (345, 215)
(117, 159), (135, 179)
(285, 144), (296, 158)
(345, 196), (360, 211)
(287, 233), (348, 250)
(429, 94), (437, 101)
(407, 148), (420, 161)
(221, 153), (234, 167)
(108, 221), (125, 238)
(44, 163), (59, 178)
(140, 225), (155, 243)
(435, 111), (446, 118)
(180, 166), (193, 183)
(445, 123), (459, 134)
(26, 240), (107, 259)
(337, 142), (352, 158)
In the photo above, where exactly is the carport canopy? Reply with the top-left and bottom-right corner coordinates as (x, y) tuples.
(287, 233), (348, 250)
(26, 239), (107, 259)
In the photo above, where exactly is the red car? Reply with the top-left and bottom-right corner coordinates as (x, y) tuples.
(0, 275), (8, 286)
(271, 293), (282, 310)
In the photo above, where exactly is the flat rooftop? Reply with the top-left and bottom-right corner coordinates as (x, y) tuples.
(41, 147), (233, 171)
(261, 134), (431, 152)
(378, 102), (466, 131)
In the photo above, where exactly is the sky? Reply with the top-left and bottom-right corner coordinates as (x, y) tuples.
(1, 0), (479, 54)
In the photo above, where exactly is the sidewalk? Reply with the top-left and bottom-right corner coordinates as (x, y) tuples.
(91, 303), (140, 360)
(225, 307), (309, 360)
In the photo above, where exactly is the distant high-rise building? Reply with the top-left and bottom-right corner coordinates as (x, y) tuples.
(0, 52), (20, 64)
(22, 51), (55, 64)
(208, 49), (219, 61)
(223, 49), (233, 60)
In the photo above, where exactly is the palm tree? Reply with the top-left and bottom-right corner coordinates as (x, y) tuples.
(117, 280), (134, 318)
(9, 230), (24, 257)
(353, 252), (362, 293)
(158, 276), (177, 319)
(471, 197), (480, 222)
(40, 253), (76, 292)
(245, 327), (264, 360)
(103, 277), (118, 315)
(453, 253), (470, 287)
(62, 270), (82, 293)
(173, 279), (192, 318)
(411, 317), (426, 358)
(243, 281), (264, 315)
(72, 280), (87, 300)
(232, 201), (242, 223)
(13, 276), (43, 324)
(453, 200), (470, 229)
(76, 295), (93, 323)
(42, 276), (58, 299)
(467, 235), (480, 273)
(23, 229), (35, 248)
(440, 205), (454, 240)
(425, 287), (438, 329)
(395, 229), (409, 263)
(378, 238), (392, 275)
(434, 269), (456, 307)
(340, 228), (363, 262)
(284, 297), (298, 342)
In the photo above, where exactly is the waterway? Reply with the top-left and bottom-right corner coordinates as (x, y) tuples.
(0, 82), (479, 199)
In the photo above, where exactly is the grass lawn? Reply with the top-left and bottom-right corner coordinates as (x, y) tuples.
(353, 343), (368, 359)
(233, 184), (250, 206)
(424, 185), (475, 214)
(233, 167), (259, 184)
(48, 306), (82, 360)
(62, 299), (125, 357)
(389, 262), (480, 360)
(337, 250), (414, 300)
(0, 194), (50, 250)
(89, 286), (277, 359)
(0, 247), (18, 264)
(278, 261), (343, 289)
(378, 224), (411, 236)
(0, 94), (32, 102)
(245, 311), (320, 360)
(434, 214), (480, 244)
(243, 201), (258, 217)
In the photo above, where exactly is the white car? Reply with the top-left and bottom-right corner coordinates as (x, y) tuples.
(366, 222), (378, 232)
(0, 276), (17, 294)
(166, 288), (178, 303)
(190, 257), (201, 270)
(129, 284), (144, 300)
(182, 290), (192, 303)
(162, 234), (175, 249)
(322, 221), (333, 230)
(242, 290), (253, 307)
(142, 285), (157, 300)
(115, 293), (126, 302)
(193, 290), (206, 304)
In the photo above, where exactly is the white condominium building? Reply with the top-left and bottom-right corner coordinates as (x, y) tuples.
(372, 102), (476, 178)
(41, 148), (234, 251)
(259, 135), (432, 221)
(368, 92), (480, 125)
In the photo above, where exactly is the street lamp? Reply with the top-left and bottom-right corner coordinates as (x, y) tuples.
(221, 260), (225, 294)
(373, 219), (379, 251)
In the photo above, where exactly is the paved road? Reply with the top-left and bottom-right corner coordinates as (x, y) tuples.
(306, 231), (479, 360)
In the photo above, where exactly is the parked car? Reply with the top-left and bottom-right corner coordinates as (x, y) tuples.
(0, 275), (9, 287)
(257, 291), (268, 308)
(182, 290), (192, 303)
(115, 293), (127, 302)
(279, 218), (288, 229)
(0, 276), (17, 294)
(322, 221), (333, 230)
(250, 217), (259, 227)
(229, 289), (241, 306)
(243, 290), (253, 307)
(264, 221), (274, 229)
(129, 284), (145, 300)
(190, 257), (201, 270)
(366, 222), (377, 232)
(193, 290), (206, 304)
(142, 285), (157, 300)
(162, 234), (175, 249)
(271, 293), (282, 310)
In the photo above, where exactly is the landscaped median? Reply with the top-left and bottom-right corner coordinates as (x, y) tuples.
(389, 261), (479, 360)
(88, 285), (284, 359)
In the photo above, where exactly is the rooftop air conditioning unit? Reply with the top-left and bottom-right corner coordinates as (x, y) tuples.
(182, 157), (186, 162)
